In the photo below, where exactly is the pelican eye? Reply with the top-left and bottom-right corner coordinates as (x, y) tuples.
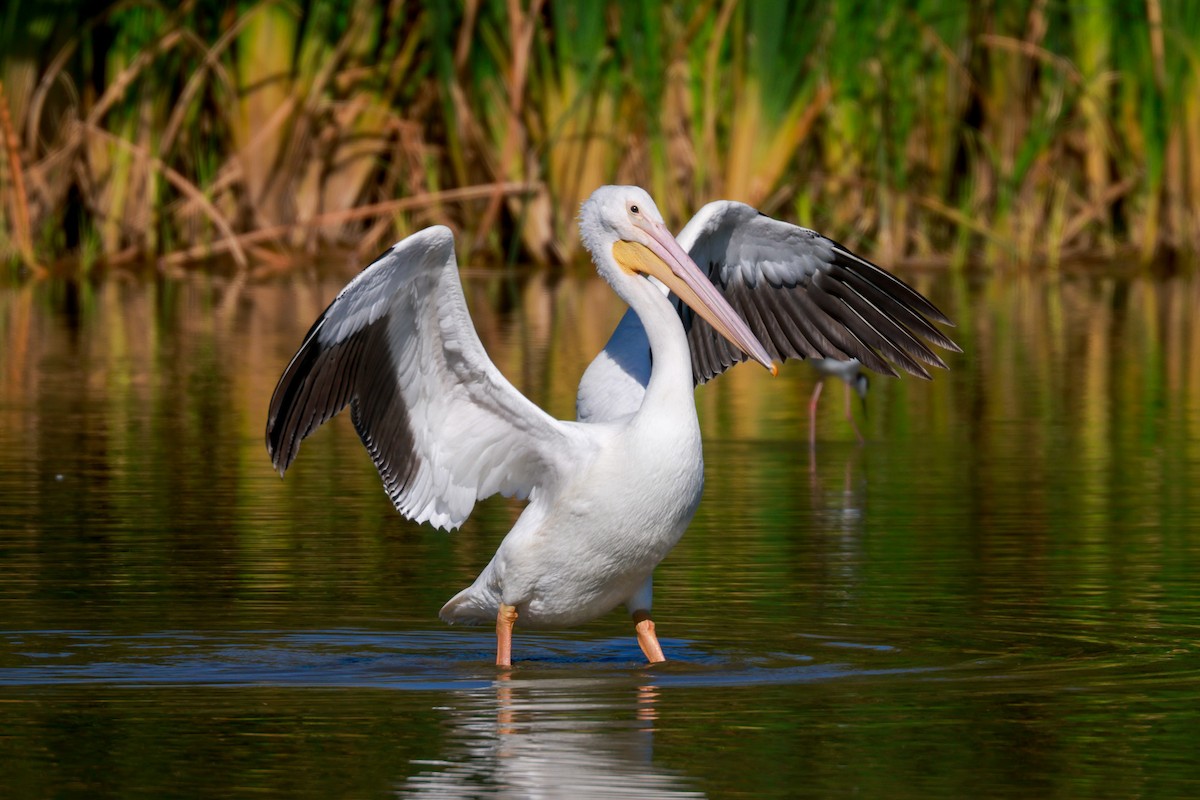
(629, 204), (640, 215)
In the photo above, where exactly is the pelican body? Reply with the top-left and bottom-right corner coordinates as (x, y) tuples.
(267, 187), (774, 665)
(266, 186), (958, 667)
(441, 379), (702, 630)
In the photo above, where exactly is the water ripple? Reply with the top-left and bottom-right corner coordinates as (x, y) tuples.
(0, 629), (943, 690)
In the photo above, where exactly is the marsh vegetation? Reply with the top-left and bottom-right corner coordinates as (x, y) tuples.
(2, 1), (1199, 276)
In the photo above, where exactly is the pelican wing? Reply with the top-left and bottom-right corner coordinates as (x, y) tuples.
(576, 202), (960, 423)
(266, 226), (588, 530)
(677, 201), (960, 383)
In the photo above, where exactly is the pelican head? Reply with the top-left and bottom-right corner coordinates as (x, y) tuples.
(580, 186), (776, 374)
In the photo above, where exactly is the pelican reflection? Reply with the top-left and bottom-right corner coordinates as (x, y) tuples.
(398, 674), (704, 799)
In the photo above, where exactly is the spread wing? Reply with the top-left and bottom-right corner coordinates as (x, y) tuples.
(576, 201), (960, 423)
(266, 226), (591, 530)
(678, 201), (961, 383)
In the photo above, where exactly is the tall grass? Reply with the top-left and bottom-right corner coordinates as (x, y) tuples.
(2, 0), (1200, 274)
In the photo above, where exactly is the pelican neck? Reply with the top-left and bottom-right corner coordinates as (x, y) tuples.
(616, 275), (695, 417)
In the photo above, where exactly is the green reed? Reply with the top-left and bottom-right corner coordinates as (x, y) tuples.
(1, 0), (1199, 274)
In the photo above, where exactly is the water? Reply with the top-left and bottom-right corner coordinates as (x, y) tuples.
(2, 267), (1200, 798)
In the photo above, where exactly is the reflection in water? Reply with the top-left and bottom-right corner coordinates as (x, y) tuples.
(401, 676), (704, 799)
(807, 446), (867, 592)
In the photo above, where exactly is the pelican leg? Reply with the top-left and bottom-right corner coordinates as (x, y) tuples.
(632, 610), (666, 663)
(845, 383), (865, 444)
(808, 380), (825, 447)
(496, 603), (518, 667)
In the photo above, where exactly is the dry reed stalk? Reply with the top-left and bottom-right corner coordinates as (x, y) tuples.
(473, 0), (544, 258)
(1071, 5), (1116, 255)
(1143, 0), (1168, 259)
(977, 34), (1084, 86)
(0, 79), (39, 272)
(160, 181), (539, 266)
(88, 31), (185, 129)
(910, 191), (1013, 252)
(84, 123), (249, 268)
(699, 0), (738, 194)
(749, 82), (832, 206)
(1061, 174), (1138, 249)
(454, 0), (481, 72)
(26, 37), (78, 148)
(290, 5), (396, 248)
(1187, 87), (1200, 246)
(357, 119), (429, 256)
(1145, 0), (1167, 88)
(232, 3), (300, 228)
(159, 25), (243, 158)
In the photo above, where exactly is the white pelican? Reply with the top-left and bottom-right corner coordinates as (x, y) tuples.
(266, 187), (959, 667)
(576, 200), (960, 427)
(266, 186), (775, 667)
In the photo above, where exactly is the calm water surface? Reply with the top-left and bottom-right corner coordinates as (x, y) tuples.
(2, 266), (1199, 798)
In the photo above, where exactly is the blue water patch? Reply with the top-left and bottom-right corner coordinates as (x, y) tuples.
(0, 629), (934, 690)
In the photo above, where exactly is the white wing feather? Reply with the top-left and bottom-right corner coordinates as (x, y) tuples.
(267, 226), (592, 530)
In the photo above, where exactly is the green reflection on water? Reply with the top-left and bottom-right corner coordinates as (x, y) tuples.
(1, 268), (1199, 798)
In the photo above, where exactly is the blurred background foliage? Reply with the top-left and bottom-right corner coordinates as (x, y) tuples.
(1, 0), (1199, 276)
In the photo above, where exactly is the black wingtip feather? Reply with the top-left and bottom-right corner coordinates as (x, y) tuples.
(266, 336), (323, 473)
(673, 208), (962, 386)
(830, 243), (955, 326)
(815, 273), (949, 372)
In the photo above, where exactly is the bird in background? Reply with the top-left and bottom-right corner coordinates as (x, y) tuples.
(807, 357), (868, 446)
(266, 186), (960, 667)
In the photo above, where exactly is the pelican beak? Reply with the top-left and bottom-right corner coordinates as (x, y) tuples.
(613, 220), (777, 375)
